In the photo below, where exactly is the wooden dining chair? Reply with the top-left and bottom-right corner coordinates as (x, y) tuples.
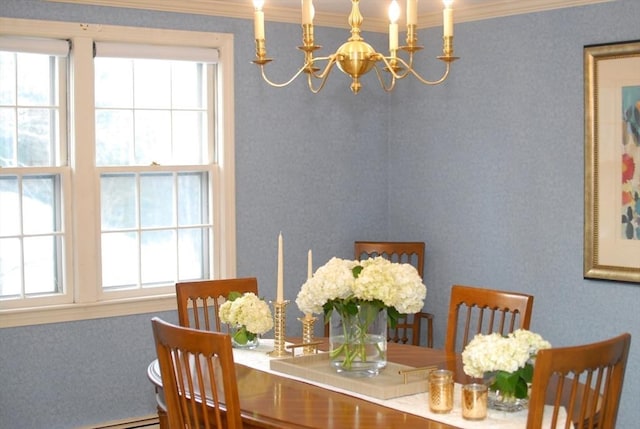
(354, 241), (433, 347)
(176, 277), (258, 331)
(444, 284), (534, 354)
(151, 317), (243, 429)
(526, 332), (631, 429)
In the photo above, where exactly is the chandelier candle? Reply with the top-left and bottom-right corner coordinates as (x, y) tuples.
(443, 0), (453, 37)
(253, 0), (264, 39)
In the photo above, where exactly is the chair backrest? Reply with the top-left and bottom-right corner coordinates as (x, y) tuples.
(151, 317), (243, 429)
(445, 284), (534, 354)
(176, 278), (258, 331)
(351, 241), (432, 347)
(526, 333), (631, 429)
(354, 241), (425, 278)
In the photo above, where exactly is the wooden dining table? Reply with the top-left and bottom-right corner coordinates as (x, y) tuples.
(148, 340), (469, 429)
(148, 339), (590, 428)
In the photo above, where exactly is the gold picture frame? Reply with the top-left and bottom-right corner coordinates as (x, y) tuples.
(584, 40), (640, 283)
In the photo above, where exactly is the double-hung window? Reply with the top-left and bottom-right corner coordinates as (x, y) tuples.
(0, 19), (236, 327)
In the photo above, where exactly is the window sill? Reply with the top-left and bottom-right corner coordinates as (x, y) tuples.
(0, 295), (178, 328)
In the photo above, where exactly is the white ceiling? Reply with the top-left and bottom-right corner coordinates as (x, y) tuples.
(46, 0), (614, 32)
(239, 0), (613, 30)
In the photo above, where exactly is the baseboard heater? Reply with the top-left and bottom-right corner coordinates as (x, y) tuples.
(79, 415), (159, 429)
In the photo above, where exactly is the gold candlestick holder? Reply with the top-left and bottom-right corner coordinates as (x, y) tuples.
(299, 315), (317, 355)
(269, 300), (292, 358)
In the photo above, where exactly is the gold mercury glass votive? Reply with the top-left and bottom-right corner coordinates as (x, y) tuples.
(428, 369), (454, 413)
(462, 383), (488, 420)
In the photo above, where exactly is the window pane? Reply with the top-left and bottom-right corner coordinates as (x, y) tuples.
(95, 57), (133, 108)
(134, 60), (171, 109)
(101, 231), (138, 288)
(95, 110), (134, 166)
(178, 172), (206, 226)
(0, 52), (17, 105)
(172, 111), (206, 164)
(140, 173), (174, 228)
(171, 62), (204, 109)
(17, 53), (57, 106)
(0, 176), (20, 235)
(24, 235), (60, 294)
(0, 237), (21, 297)
(141, 229), (176, 285)
(101, 174), (137, 230)
(0, 107), (17, 167)
(134, 110), (171, 165)
(17, 107), (56, 166)
(22, 175), (56, 234)
(178, 227), (208, 280)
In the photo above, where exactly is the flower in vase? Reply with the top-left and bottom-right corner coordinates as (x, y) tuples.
(295, 256), (427, 372)
(462, 329), (551, 399)
(295, 256), (427, 326)
(219, 291), (273, 345)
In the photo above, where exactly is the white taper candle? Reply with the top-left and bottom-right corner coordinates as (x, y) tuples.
(277, 232), (284, 302)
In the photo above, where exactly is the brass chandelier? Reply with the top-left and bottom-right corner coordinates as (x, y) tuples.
(251, 0), (458, 94)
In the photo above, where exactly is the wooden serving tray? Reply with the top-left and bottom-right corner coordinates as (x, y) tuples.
(269, 353), (430, 400)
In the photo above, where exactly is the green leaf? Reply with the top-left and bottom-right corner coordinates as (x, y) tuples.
(352, 265), (363, 278)
(521, 363), (534, 383)
(233, 326), (248, 344)
(514, 378), (529, 399)
(344, 300), (359, 316)
(494, 371), (518, 395)
(227, 291), (242, 301)
(323, 302), (334, 324)
(387, 307), (401, 329)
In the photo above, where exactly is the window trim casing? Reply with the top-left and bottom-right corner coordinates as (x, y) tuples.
(0, 18), (236, 328)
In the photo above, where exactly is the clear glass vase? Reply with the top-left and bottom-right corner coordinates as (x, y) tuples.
(487, 388), (528, 412)
(484, 365), (532, 412)
(328, 302), (387, 377)
(230, 325), (259, 350)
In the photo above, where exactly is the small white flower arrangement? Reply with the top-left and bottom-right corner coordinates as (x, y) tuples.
(462, 329), (551, 399)
(219, 292), (273, 345)
(295, 256), (427, 324)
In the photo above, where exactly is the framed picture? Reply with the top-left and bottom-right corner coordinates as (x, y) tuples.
(584, 40), (640, 283)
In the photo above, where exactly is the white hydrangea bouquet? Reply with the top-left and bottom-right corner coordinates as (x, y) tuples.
(462, 329), (551, 400)
(296, 256), (427, 324)
(219, 291), (273, 346)
(296, 256), (426, 371)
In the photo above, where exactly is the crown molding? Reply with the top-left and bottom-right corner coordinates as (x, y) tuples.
(45, 0), (614, 32)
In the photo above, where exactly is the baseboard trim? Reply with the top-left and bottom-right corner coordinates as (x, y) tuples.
(78, 415), (159, 429)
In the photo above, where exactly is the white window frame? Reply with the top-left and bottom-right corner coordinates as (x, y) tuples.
(0, 18), (236, 328)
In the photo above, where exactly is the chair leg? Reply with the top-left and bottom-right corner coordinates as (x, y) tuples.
(155, 387), (169, 429)
(157, 405), (168, 429)
(426, 315), (434, 348)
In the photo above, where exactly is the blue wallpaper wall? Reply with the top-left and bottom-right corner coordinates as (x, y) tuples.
(0, 0), (638, 428)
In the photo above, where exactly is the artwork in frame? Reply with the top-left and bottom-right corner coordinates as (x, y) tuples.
(584, 40), (640, 284)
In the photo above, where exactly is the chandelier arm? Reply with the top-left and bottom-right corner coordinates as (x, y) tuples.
(307, 55), (338, 80)
(407, 61), (451, 86)
(377, 55), (452, 86)
(259, 64), (309, 88)
(308, 59), (340, 93)
(372, 65), (396, 93)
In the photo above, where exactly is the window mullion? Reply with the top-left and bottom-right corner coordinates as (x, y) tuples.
(70, 36), (100, 304)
